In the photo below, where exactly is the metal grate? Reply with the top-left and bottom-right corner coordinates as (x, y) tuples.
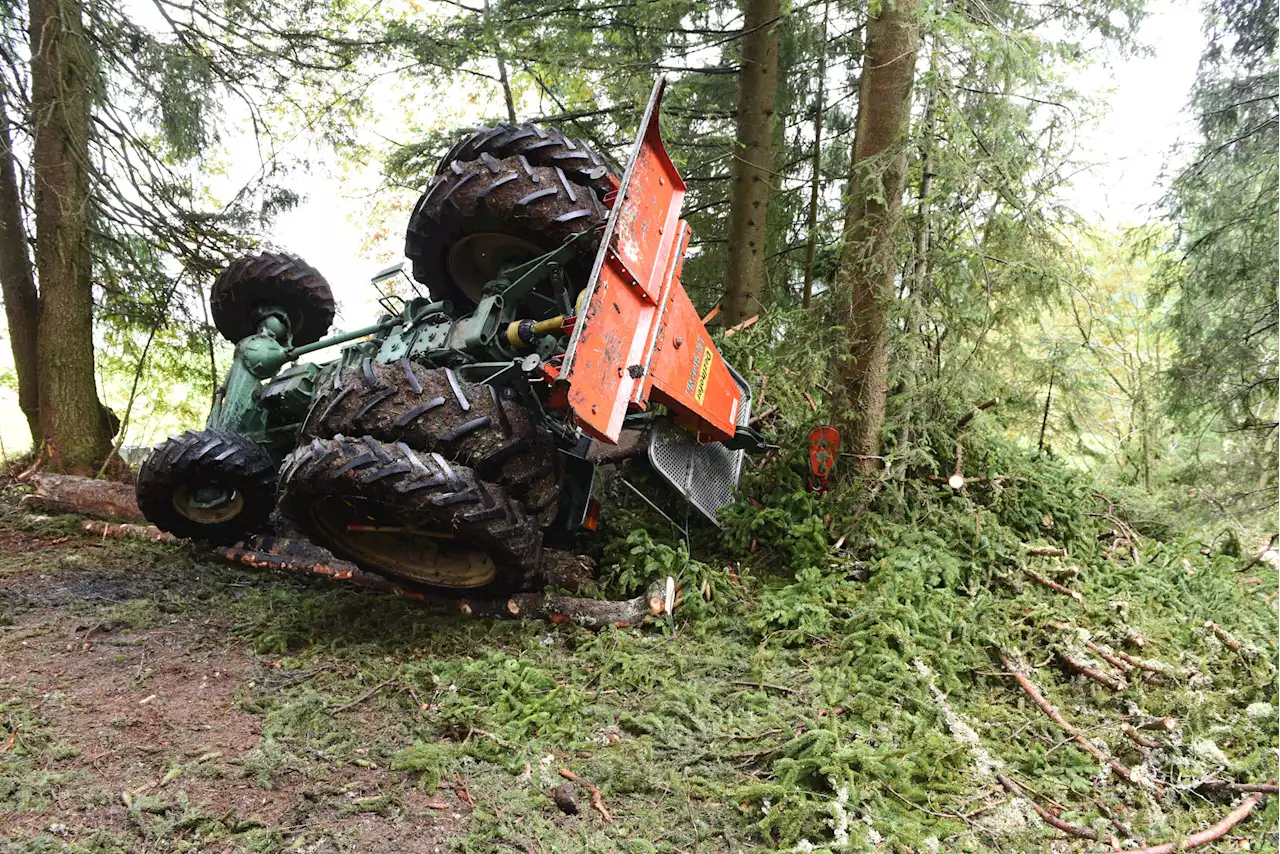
(647, 365), (752, 525)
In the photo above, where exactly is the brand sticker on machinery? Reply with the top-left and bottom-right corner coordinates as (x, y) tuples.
(685, 339), (706, 399)
(694, 345), (714, 405)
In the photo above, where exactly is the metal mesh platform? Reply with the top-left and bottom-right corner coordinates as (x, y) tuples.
(647, 365), (752, 525)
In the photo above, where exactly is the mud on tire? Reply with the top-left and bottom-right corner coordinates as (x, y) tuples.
(136, 429), (277, 545)
(278, 435), (542, 591)
(302, 359), (563, 527)
(404, 153), (609, 310)
(211, 251), (336, 346)
(438, 122), (614, 192)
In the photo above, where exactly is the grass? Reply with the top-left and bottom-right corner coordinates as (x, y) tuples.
(0, 454), (1277, 853)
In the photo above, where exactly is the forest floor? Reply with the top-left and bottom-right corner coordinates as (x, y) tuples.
(0, 497), (1277, 853)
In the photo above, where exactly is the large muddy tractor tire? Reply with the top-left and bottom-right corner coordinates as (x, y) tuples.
(135, 429), (277, 545)
(210, 252), (336, 346)
(302, 359), (562, 527)
(438, 122), (614, 192)
(404, 152), (610, 311)
(277, 435), (542, 592)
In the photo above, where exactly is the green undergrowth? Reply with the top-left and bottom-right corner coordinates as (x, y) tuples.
(0, 427), (1276, 852)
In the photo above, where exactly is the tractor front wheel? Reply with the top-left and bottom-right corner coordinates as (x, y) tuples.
(277, 436), (543, 593)
(135, 429), (277, 545)
(210, 252), (336, 346)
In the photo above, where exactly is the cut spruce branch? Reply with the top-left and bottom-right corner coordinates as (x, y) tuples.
(955, 397), (999, 431)
(1095, 800), (1138, 841)
(1237, 532), (1278, 572)
(1022, 567), (1083, 601)
(1056, 651), (1127, 690)
(1204, 621), (1244, 652)
(1099, 794), (1264, 854)
(995, 572), (1025, 594)
(998, 652), (1136, 784)
(558, 768), (612, 823)
(458, 582), (674, 629)
(1195, 780), (1279, 794)
(1120, 723), (1161, 749)
(1111, 649), (1186, 678)
(996, 774), (1097, 841)
(1135, 717), (1178, 732)
(1025, 545), (1069, 557)
(1085, 640), (1135, 673)
(331, 680), (409, 714)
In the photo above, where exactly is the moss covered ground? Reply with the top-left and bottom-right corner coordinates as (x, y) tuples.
(0, 440), (1276, 852)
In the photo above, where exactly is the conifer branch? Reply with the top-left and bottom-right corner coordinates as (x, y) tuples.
(998, 652), (1136, 784)
(996, 774), (1098, 840)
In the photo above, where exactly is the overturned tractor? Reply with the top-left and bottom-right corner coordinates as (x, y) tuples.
(136, 80), (761, 595)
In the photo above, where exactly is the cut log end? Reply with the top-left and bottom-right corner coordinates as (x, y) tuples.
(22, 473), (145, 522)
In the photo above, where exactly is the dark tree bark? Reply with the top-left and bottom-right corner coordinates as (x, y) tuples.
(722, 0), (781, 326)
(29, 0), (110, 473)
(484, 0), (518, 123)
(801, 0), (830, 309)
(833, 0), (919, 468)
(0, 85), (41, 446)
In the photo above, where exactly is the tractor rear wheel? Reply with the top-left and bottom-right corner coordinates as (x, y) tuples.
(302, 360), (563, 527)
(135, 429), (277, 545)
(210, 252), (336, 346)
(404, 153), (609, 311)
(437, 122), (614, 192)
(277, 436), (542, 592)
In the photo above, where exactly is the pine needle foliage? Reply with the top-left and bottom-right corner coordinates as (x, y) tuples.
(1, 474), (1275, 851)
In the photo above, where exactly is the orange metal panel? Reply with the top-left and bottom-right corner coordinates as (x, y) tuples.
(559, 78), (743, 444)
(641, 277), (741, 441)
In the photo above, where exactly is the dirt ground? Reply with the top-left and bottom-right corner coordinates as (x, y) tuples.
(0, 508), (755, 854)
(0, 524), (471, 853)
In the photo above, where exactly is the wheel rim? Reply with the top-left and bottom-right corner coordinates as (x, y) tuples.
(447, 233), (542, 303)
(308, 496), (497, 589)
(172, 485), (244, 525)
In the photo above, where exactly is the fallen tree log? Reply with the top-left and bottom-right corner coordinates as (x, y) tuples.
(215, 540), (423, 599)
(215, 537), (673, 628)
(458, 578), (673, 629)
(21, 473), (144, 522)
(82, 520), (175, 543)
(76, 514), (653, 627)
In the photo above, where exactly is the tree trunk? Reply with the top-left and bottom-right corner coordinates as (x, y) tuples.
(893, 41), (936, 481)
(0, 85), (41, 446)
(721, 0), (781, 326)
(801, 0), (830, 309)
(833, 0), (919, 469)
(29, 0), (109, 474)
(484, 0), (518, 123)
